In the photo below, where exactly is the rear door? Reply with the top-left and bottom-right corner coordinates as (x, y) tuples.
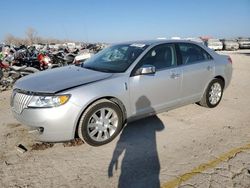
(177, 43), (215, 103)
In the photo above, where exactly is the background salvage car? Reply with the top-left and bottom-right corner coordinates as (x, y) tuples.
(237, 38), (250, 49)
(205, 39), (223, 50)
(0, 43), (105, 90)
(221, 39), (239, 50)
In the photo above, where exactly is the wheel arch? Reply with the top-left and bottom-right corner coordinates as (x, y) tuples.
(200, 75), (225, 103)
(214, 75), (225, 88)
(74, 96), (127, 138)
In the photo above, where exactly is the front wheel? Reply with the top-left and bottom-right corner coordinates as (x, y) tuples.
(199, 78), (224, 108)
(78, 99), (123, 146)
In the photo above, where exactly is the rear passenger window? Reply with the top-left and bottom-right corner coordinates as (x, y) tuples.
(139, 44), (177, 70)
(179, 43), (212, 64)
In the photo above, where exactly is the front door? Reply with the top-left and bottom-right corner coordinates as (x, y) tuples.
(129, 44), (182, 117)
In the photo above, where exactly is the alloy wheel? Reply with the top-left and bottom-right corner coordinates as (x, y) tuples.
(87, 107), (118, 142)
(209, 82), (222, 105)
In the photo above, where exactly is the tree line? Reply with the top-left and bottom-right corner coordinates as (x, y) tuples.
(4, 27), (75, 46)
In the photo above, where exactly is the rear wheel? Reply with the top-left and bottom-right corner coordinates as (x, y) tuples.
(199, 78), (224, 108)
(78, 99), (123, 146)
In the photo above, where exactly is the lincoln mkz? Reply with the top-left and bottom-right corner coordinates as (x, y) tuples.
(11, 40), (232, 146)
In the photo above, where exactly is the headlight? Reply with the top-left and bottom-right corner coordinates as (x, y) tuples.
(28, 95), (70, 108)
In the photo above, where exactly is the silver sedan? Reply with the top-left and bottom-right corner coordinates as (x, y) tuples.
(11, 40), (232, 146)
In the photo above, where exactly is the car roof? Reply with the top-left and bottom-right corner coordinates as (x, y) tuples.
(114, 39), (203, 46)
(114, 39), (219, 58)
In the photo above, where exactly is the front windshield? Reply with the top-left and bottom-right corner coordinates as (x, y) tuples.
(82, 44), (148, 73)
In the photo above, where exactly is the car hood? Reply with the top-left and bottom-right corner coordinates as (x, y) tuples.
(14, 65), (113, 93)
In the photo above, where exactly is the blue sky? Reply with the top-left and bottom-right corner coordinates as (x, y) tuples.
(0, 0), (249, 43)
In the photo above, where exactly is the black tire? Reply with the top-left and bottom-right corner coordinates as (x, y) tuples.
(78, 99), (123, 146)
(23, 67), (40, 73)
(199, 78), (224, 108)
(0, 69), (3, 80)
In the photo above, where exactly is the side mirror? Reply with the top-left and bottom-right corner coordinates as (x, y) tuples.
(136, 64), (156, 75)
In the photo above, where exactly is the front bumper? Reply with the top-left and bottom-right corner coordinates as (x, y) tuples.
(11, 101), (82, 142)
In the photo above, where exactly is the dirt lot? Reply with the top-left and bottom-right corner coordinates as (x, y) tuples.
(0, 50), (250, 188)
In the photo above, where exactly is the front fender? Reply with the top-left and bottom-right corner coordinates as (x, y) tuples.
(61, 75), (130, 137)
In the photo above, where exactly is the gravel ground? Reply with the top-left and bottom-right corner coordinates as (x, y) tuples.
(0, 50), (250, 188)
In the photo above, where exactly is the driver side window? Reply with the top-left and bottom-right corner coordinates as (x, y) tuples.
(139, 44), (177, 70)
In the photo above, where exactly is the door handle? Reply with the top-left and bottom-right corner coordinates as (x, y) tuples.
(207, 66), (213, 71)
(171, 73), (180, 79)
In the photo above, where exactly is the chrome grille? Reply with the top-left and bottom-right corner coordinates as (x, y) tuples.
(12, 92), (33, 114)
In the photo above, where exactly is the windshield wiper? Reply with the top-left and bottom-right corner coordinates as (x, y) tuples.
(84, 66), (114, 73)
